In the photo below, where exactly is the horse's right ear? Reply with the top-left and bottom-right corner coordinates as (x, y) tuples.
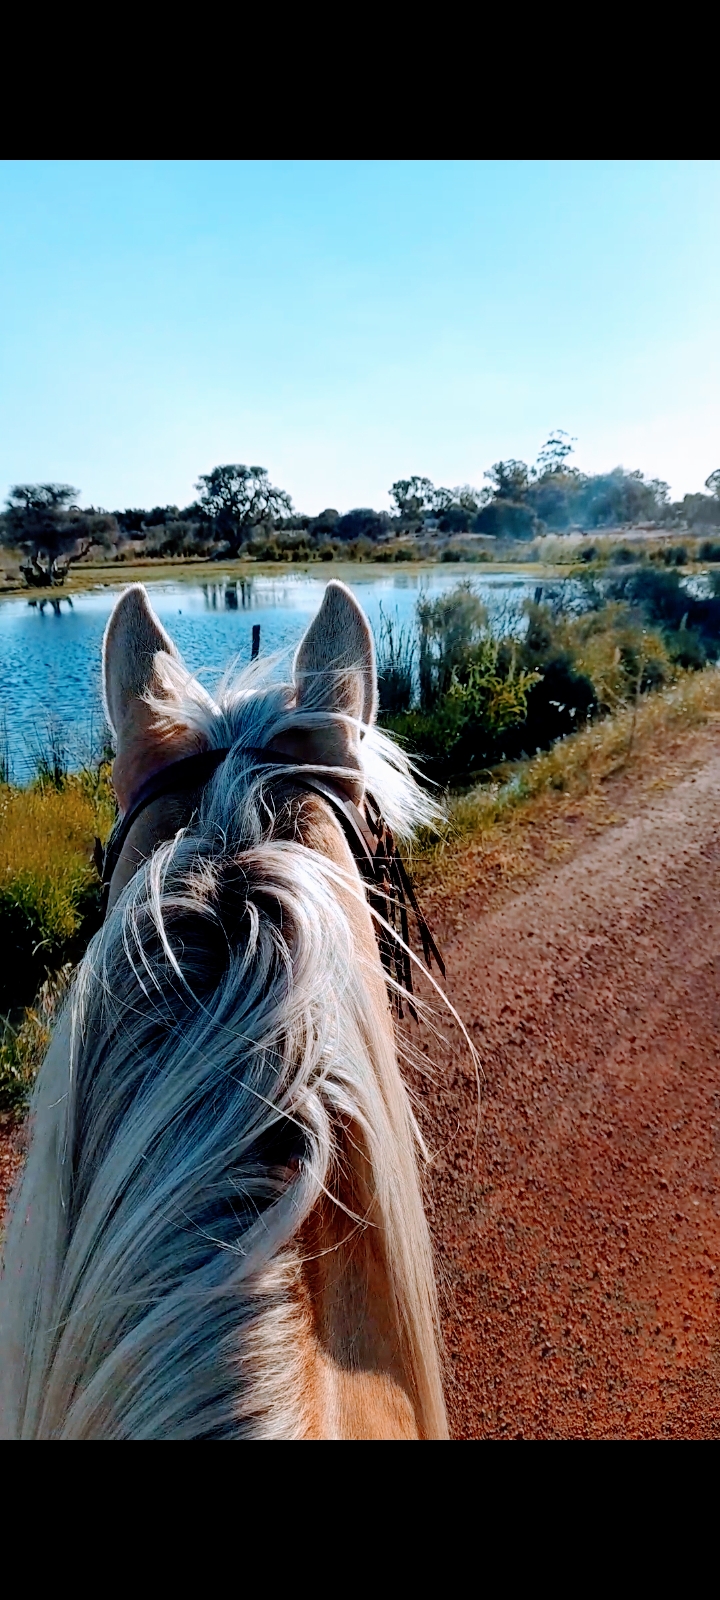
(293, 580), (378, 725)
(103, 585), (202, 812)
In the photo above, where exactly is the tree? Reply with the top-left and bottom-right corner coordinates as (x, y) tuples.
(3, 483), (117, 586)
(474, 501), (538, 540)
(390, 477), (435, 523)
(335, 508), (388, 542)
(577, 469), (669, 528)
(705, 469), (720, 501)
(431, 483), (485, 532)
(484, 460), (530, 500)
(535, 430), (576, 476)
(195, 465), (292, 554)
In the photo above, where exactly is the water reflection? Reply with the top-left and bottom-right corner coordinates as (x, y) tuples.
(199, 579), (256, 611)
(27, 596), (74, 615)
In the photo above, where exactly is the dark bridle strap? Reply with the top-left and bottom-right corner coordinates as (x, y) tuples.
(98, 748), (233, 911)
(98, 744), (444, 1010)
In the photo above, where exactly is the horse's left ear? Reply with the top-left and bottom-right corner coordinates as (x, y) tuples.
(103, 585), (205, 812)
(269, 582), (377, 797)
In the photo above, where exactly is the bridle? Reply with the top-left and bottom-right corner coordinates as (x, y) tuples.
(98, 746), (444, 1019)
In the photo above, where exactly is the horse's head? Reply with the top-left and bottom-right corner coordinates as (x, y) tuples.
(102, 578), (384, 914)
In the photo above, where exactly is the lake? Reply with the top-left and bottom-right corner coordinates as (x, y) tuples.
(0, 565), (545, 781)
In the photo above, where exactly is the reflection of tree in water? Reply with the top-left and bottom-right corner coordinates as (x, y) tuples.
(200, 579), (255, 611)
(28, 596), (74, 616)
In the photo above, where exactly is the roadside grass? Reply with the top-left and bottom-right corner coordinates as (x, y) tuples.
(0, 769), (115, 1114)
(412, 665), (720, 892)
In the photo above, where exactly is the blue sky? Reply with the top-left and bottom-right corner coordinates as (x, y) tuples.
(0, 160), (718, 513)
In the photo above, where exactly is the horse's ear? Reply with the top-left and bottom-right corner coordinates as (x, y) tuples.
(103, 585), (202, 811)
(268, 582), (377, 799)
(103, 584), (180, 737)
(294, 580), (378, 726)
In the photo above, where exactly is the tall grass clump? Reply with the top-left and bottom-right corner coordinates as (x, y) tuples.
(0, 768), (115, 1016)
(381, 583), (539, 784)
(30, 718), (70, 787)
(376, 604), (415, 712)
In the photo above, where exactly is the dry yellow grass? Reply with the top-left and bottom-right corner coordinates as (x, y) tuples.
(0, 773), (114, 886)
(0, 772), (115, 1111)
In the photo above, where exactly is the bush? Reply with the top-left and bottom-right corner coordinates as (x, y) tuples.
(386, 640), (537, 783)
(416, 582), (489, 708)
(381, 584), (539, 781)
(613, 568), (720, 658)
(335, 508), (389, 542)
(667, 627), (707, 671)
(377, 608), (415, 712)
(654, 543), (689, 567)
(437, 505), (472, 533)
(474, 501), (538, 540)
(518, 659), (597, 751)
(520, 597), (673, 716)
(144, 520), (216, 558)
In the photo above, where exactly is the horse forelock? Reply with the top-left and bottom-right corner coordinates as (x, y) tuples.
(0, 654), (447, 1440)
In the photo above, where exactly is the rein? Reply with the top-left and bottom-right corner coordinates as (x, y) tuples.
(98, 746), (444, 1019)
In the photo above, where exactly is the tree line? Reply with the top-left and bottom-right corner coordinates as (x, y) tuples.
(3, 433), (720, 579)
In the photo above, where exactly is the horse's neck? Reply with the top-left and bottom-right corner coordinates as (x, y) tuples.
(285, 796), (426, 1439)
(2, 789), (444, 1439)
(298, 1134), (420, 1439)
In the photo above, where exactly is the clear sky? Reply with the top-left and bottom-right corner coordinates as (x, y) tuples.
(0, 160), (718, 514)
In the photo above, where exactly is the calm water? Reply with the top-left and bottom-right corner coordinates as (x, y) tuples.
(0, 565), (543, 780)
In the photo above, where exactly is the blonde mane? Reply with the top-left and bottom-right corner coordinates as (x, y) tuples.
(0, 639), (448, 1438)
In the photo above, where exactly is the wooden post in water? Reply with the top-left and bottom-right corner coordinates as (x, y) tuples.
(251, 624), (261, 660)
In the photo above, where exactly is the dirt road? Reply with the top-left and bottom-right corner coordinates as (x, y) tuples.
(414, 735), (720, 1438)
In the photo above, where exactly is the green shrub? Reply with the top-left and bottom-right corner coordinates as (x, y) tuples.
(417, 582), (488, 708)
(385, 629), (538, 782)
(377, 607), (415, 712)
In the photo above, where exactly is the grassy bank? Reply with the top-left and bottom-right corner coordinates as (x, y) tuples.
(0, 771), (114, 1010)
(412, 665), (720, 894)
(3, 527), (720, 598)
(0, 552), (559, 598)
(0, 769), (115, 1116)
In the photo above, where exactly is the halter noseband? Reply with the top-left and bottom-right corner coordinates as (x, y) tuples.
(97, 746), (444, 1019)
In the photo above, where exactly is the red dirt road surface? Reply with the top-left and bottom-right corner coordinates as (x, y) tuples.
(416, 744), (720, 1438)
